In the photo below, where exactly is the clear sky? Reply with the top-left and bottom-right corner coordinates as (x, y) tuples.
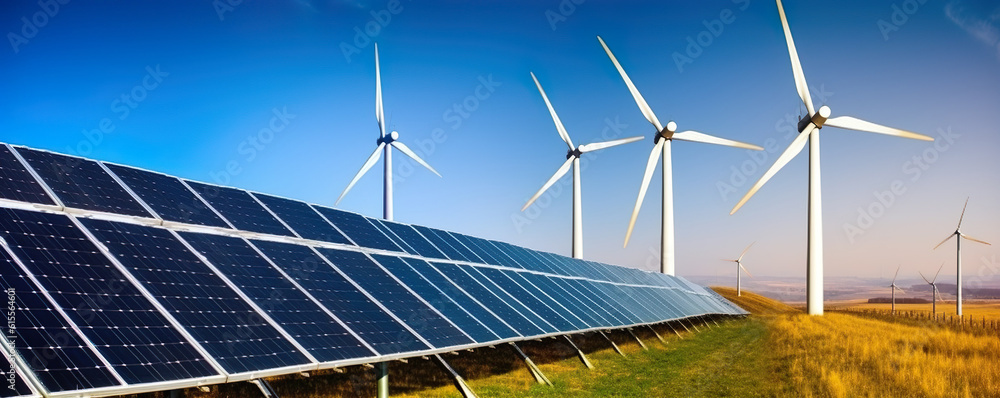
(2, 0), (998, 282)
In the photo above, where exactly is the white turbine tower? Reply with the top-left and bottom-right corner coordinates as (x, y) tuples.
(729, 0), (934, 316)
(888, 265), (904, 313)
(723, 242), (755, 296)
(521, 72), (644, 259)
(933, 198), (992, 317)
(919, 263), (944, 316)
(337, 43), (441, 221)
(597, 36), (763, 275)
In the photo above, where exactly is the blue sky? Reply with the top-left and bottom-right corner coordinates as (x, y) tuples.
(2, 0), (998, 282)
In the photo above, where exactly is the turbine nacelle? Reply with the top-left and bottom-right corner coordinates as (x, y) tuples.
(378, 131), (400, 145)
(655, 121), (678, 142)
(797, 105), (831, 132)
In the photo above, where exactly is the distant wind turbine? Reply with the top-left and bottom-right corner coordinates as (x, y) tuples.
(933, 198), (991, 316)
(729, 0), (934, 316)
(919, 263), (945, 316)
(723, 242), (754, 296)
(888, 265), (904, 313)
(521, 72), (643, 259)
(597, 35), (763, 275)
(337, 43), (441, 221)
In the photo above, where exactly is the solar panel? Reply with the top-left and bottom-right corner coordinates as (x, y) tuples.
(0, 145), (54, 205)
(0, 246), (120, 392)
(0, 143), (747, 397)
(396, 258), (520, 340)
(104, 163), (230, 228)
(79, 218), (311, 374)
(251, 193), (351, 245)
(311, 206), (403, 252)
(14, 148), (151, 217)
(0, 208), (218, 385)
(185, 181), (296, 237)
(250, 240), (430, 355)
(178, 232), (375, 363)
(0, 352), (36, 398)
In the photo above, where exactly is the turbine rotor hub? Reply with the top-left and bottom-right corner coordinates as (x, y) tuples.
(378, 131), (400, 145)
(566, 147), (582, 159)
(798, 105), (832, 132)
(656, 121), (678, 142)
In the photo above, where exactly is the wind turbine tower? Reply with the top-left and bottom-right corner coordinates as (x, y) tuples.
(933, 198), (992, 316)
(724, 243), (755, 296)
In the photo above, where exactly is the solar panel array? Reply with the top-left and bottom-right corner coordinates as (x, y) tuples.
(0, 143), (745, 398)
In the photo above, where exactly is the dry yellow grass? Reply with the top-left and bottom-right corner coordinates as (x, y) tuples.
(839, 301), (1000, 321)
(718, 287), (1000, 398)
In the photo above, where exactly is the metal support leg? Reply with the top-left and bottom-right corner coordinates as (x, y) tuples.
(168, 390), (183, 398)
(667, 322), (684, 339)
(627, 329), (648, 351)
(648, 325), (666, 343)
(599, 331), (626, 357)
(509, 343), (552, 386)
(251, 379), (278, 398)
(563, 335), (594, 369)
(376, 362), (389, 398)
(711, 316), (720, 327)
(686, 318), (701, 333)
(434, 354), (478, 398)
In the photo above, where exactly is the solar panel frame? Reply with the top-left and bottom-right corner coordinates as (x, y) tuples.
(0, 144), (55, 206)
(378, 220), (447, 259)
(427, 262), (547, 337)
(184, 181), (297, 238)
(310, 205), (404, 252)
(250, 192), (352, 245)
(102, 163), (231, 228)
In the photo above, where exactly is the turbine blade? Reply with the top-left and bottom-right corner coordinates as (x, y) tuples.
(578, 136), (644, 153)
(932, 262), (944, 283)
(530, 72), (574, 150)
(895, 287), (905, 294)
(957, 197), (969, 230)
(740, 263), (753, 278)
(336, 143), (384, 205)
(825, 116), (933, 141)
(390, 141), (441, 177)
(375, 43), (385, 138)
(597, 36), (664, 132)
(730, 125), (813, 214)
(776, 0), (814, 116)
(892, 265), (900, 284)
(933, 233), (956, 250)
(919, 271), (930, 285)
(623, 140), (665, 247)
(737, 242), (755, 262)
(671, 130), (763, 151)
(521, 157), (575, 211)
(961, 234), (992, 246)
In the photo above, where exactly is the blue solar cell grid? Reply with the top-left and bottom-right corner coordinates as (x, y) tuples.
(379, 221), (447, 259)
(252, 193), (351, 245)
(311, 206), (403, 252)
(185, 181), (295, 237)
(105, 164), (230, 228)
(0, 145), (55, 205)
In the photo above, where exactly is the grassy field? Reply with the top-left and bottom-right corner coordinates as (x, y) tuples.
(130, 289), (1000, 397)
(833, 300), (1000, 321)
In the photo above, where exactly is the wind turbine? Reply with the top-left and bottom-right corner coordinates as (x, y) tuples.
(729, 0), (934, 316)
(336, 43), (441, 221)
(723, 242), (755, 296)
(597, 36), (763, 276)
(919, 263), (944, 316)
(933, 198), (992, 316)
(521, 72), (644, 259)
(888, 265), (904, 313)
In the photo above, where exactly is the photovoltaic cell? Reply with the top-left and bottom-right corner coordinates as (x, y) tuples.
(411, 226), (469, 262)
(429, 262), (546, 337)
(371, 255), (499, 343)
(252, 193), (351, 245)
(250, 240), (429, 355)
(398, 258), (519, 340)
(80, 219), (311, 374)
(178, 232), (374, 363)
(367, 219), (418, 254)
(474, 267), (577, 331)
(379, 221), (446, 259)
(15, 148), (151, 217)
(0, 247), (119, 392)
(0, 208), (217, 384)
(310, 206), (402, 252)
(104, 164), (230, 228)
(0, 145), (54, 205)
(316, 248), (474, 348)
(185, 181), (295, 237)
